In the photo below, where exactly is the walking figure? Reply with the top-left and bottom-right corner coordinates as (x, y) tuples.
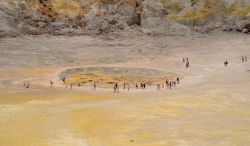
(242, 56), (245, 62)
(113, 83), (119, 93)
(93, 82), (96, 90)
(183, 58), (185, 63)
(23, 81), (26, 87)
(186, 61), (190, 68)
(135, 83), (138, 89)
(176, 77), (180, 84)
(169, 81), (172, 89)
(166, 79), (169, 88)
(50, 80), (54, 87)
(224, 60), (228, 67)
(70, 83), (73, 89)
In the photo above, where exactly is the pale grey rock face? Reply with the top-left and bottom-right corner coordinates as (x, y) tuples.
(0, 5), (20, 37)
(0, 0), (250, 37)
(86, 13), (130, 34)
(140, 0), (250, 33)
(140, 0), (167, 33)
(17, 22), (41, 35)
(84, 2), (100, 20)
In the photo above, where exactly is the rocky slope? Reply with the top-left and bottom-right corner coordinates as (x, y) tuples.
(0, 0), (250, 37)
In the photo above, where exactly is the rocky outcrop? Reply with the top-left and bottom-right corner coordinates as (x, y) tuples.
(0, 1), (20, 37)
(140, 0), (250, 34)
(0, 0), (250, 37)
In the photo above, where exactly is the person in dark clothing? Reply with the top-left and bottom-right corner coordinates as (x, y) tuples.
(93, 82), (96, 90)
(141, 83), (145, 89)
(224, 60), (228, 67)
(113, 82), (119, 93)
(186, 61), (190, 68)
(166, 79), (169, 87)
(169, 81), (172, 89)
(176, 77), (180, 84)
(50, 80), (54, 87)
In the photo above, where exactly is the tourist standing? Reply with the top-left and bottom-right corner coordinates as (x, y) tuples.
(113, 82), (119, 93)
(177, 77), (180, 84)
(50, 80), (54, 87)
(186, 61), (190, 68)
(123, 82), (126, 90)
(93, 82), (96, 90)
(224, 60), (228, 67)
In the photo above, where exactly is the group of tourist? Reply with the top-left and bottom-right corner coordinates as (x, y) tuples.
(156, 77), (180, 90)
(22, 56), (247, 91)
(224, 56), (248, 67)
(113, 82), (149, 93)
(113, 77), (180, 93)
(183, 57), (190, 68)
